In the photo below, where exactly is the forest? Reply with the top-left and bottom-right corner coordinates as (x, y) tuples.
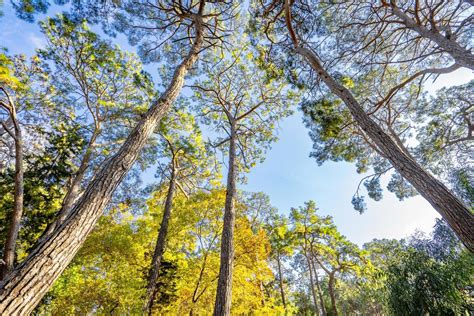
(0, 0), (473, 315)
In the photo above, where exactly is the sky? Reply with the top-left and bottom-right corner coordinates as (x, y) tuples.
(1, 2), (472, 246)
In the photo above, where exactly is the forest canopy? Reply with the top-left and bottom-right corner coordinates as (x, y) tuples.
(0, 0), (473, 315)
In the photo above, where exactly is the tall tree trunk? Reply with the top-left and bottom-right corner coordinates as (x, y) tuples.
(387, 4), (474, 70)
(213, 127), (237, 316)
(295, 46), (474, 253)
(0, 20), (203, 314)
(143, 166), (177, 315)
(312, 259), (326, 316)
(276, 253), (287, 310)
(327, 272), (338, 316)
(304, 251), (320, 315)
(1, 111), (23, 280)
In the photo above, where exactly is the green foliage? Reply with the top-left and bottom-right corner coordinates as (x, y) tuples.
(0, 124), (83, 259)
(386, 249), (473, 315)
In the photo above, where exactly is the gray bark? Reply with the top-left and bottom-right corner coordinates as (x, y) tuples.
(0, 106), (23, 280)
(0, 19), (203, 314)
(143, 165), (176, 315)
(213, 125), (237, 316)
(296, 46), (474, 253)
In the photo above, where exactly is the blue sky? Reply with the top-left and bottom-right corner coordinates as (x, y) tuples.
(1, 2), (472, 245)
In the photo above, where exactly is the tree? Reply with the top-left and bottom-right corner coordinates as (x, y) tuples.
(0, 54), (25, 278)
(264, 214), (294, 311)
(0, 1), (236, 312)
(252, 0), (474, 252)
(143, 104), (216, 314)
(192, 39), (294, 315)
(0, 124), (83, 264)
(290, 201), (327, 314)
(386, 220), (473, 315)
(37, 14), (155, 232)
(290, 201), (368, 316)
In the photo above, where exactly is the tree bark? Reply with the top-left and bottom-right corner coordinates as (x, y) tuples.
(276, 253), (287, 310)
(143, 166), (177, 315)
(327, 272), (338, 316)
(305, 252), (320, 315)
(0, 19), (203, 314)
(387, 5), (474, 70)
(213, 126), (237, 316)
(312, 260), (326, 316)
(0, 108), (23, 280)
(295, 46), (474, 253)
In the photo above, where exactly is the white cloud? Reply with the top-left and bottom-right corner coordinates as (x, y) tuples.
(29, 33), (46, 49)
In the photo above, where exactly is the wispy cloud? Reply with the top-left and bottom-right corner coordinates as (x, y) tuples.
(29, 33), (46, 49)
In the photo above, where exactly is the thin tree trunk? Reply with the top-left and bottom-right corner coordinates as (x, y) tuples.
(190, 251), (209, 315)
(327, 272), (338, 316)
(1, 110), (23, 280)
(295, 46), (474, 253)
(387, 5), (474, 70)
(57, 129), (100, 220)
(312, 259), (326, 316)
(0, 20), (203, 314)
(41, 128), (100, 238)
(276, 253), (287, 310)
(304, 251), (320, 315)
(143, 166), (177, 315)
(213, 127), (237, 316)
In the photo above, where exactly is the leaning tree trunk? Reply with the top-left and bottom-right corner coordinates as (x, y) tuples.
(276, 253), (287, 310)
(1, 111), (23, 280)
(213, 127), (237, 316)
(143, 166), (177, 315)
(327, 272), (338, 316)
(295, 46), (474, 253)
(0, 21), (203, 314)
(388, 4), (474, 70)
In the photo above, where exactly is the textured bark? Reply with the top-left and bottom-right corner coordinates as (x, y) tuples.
(143, 167), (176, 315)
(388, 5), (474, 70)
(0, 20), (203, 314)
(327, 272), (338, 316)
(276, 253), (287, 310)
(213, 127), (237, 316)
(296, 46), (474, 253)
(0, 109), (23, 280)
